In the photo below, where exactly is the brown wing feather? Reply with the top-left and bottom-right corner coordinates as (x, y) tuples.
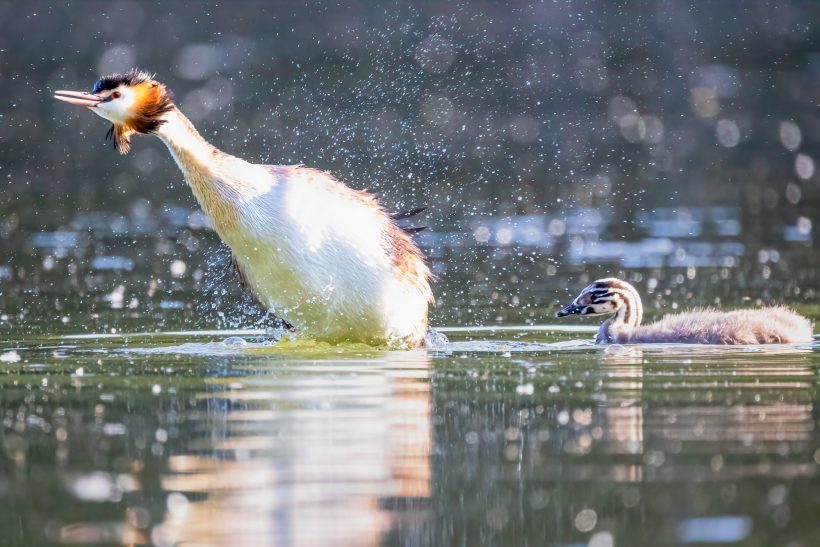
(262, 164), (434, 328)
(391, 207), (427, 220)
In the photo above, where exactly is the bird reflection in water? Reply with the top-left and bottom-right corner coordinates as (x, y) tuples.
(148, 351), (433, 546)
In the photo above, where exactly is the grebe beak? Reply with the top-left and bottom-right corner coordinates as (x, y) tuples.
(54, 90), (105, 107)
(556, 303), (582, 317)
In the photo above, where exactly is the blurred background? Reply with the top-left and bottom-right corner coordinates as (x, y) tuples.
(0, 0), (818, 329)
(2, 4), (820, 546)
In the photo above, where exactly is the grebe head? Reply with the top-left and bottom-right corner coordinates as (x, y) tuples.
(556, 278), (632, 317)
(54, 69), (173, 154)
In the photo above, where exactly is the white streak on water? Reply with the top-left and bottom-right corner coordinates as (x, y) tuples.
(62, 324), (598, 340)
(435, 324), (599, 333)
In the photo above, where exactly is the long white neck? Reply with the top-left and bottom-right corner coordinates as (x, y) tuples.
(597, 282), (643, 344)
(156, 108), (217, 171)
(155, 108), (261, 230)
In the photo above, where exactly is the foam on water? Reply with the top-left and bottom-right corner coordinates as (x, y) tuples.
(81, 324), (590, 356)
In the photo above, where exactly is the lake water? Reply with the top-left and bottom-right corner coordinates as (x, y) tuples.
(1, 206), (819, 546)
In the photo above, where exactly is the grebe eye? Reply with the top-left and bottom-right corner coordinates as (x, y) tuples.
(111, 91), (121, 99)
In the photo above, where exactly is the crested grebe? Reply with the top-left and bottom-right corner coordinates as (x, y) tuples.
(557, 278), (813, 345)
(55, 69), (433, 347)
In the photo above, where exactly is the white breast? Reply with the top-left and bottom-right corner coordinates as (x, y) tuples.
(155, 110), (431, 346)
(224, 167), (413, 344)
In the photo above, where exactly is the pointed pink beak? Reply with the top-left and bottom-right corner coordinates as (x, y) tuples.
(54, 90), (105, 107)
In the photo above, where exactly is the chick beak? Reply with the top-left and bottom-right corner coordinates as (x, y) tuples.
(556, 303), (582, 318)
(54, 90), (105, 107)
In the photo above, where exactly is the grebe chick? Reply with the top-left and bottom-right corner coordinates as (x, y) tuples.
(557, 278), (814, 345)
(54, 69), (432, 347)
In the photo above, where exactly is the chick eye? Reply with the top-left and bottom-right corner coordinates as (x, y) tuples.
(111, 91), (121, 99)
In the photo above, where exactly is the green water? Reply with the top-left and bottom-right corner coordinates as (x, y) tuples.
(1, 208), (819, 545)
(3, 0), (820, 542)
(1, 324), (819, 546)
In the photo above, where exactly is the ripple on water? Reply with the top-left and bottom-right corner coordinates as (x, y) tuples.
(55, 326), (817, 357)
(3, 318), (819, 546)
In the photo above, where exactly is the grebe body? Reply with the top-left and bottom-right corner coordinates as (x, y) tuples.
(55, 70), (432, 347)
(557, 278), (813, 345)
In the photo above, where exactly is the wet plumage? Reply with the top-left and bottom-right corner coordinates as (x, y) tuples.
(55, 69), (433, 347)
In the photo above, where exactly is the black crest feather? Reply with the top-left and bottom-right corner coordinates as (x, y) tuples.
(91, 68), (154, 94)
(92, 69), (175, 154)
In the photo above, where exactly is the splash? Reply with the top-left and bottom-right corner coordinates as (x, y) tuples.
(197, 243), (288, 331)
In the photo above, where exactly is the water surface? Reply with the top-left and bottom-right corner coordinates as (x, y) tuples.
(2, 206), (820, 546)
(2, 324), (819, 546)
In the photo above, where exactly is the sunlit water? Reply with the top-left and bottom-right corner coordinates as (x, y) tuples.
(1, 206), (820, 545)
(1, 323), (819, 546)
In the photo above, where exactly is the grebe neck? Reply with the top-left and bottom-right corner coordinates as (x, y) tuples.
(597, 282), (644, 344)
(155, 108), (258, 229)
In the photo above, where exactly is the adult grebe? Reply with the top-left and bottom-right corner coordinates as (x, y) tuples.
(55, 69), (433, 347)
(557, 278), (813, 345)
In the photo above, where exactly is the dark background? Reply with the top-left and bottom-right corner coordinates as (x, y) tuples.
(1, 6), (820, 546)
(0, 1), (819, 331)
(1, 0), (818, 235)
